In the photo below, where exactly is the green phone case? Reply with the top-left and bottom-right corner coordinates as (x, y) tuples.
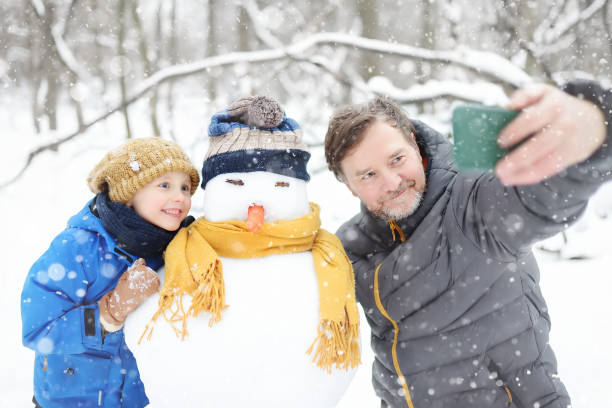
(452, 104), (519, 170)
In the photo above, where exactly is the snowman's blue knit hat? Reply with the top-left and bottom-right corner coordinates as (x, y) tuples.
(201, 95), (311, 189)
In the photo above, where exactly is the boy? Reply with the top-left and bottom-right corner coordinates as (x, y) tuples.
(21, 137), (200, 408)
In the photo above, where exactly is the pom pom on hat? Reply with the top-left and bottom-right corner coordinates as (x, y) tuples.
(228, 95), (284, 128)
(88, 137), (200, 203)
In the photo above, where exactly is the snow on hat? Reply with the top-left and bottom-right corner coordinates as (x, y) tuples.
(200, 95), (311, 189)
(88, 137), (200, 203)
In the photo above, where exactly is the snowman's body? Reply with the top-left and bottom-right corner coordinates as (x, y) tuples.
(124, 171), (358, 407)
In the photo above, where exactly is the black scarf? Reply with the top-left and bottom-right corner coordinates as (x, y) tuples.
(94, 192), (192, 259)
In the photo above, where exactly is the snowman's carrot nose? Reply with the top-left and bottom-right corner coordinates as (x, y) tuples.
(246, 205), (265, 233)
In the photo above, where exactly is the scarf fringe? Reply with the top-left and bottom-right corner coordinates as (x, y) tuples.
(139, 263), (227, 342)
(189, 261), (227, 327)
(306, 316), (361, 374)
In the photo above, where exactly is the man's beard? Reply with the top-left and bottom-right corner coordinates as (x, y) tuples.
(371, 180), (424, 221)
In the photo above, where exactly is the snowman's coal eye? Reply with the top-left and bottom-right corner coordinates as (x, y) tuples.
(275, 181), (290, 187)
(226, 179), (244, 186)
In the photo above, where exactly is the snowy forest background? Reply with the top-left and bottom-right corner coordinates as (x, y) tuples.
(1, 0), (611, 406)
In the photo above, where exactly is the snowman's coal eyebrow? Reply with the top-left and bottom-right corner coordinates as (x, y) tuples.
(275, 181), (290, 187)
(225, 179), (244, 186)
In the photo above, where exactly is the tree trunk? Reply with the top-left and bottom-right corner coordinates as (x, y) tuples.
(356, 0), (379, 81)
(205, 0), (217, 100)
(166, 0), (178, 141)
(118, 0), (133, 139)
(91, 0), (108, 95)
(27, 5), (42, 133)
(40, 1), (59, 131)
(238, 5), (250, 52)
(417, 0), (437, 113)
(130, 0), (161, 137)
(604, 0), (612, 58)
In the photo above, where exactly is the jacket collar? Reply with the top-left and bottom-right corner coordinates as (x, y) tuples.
(67, 199), (163, 269)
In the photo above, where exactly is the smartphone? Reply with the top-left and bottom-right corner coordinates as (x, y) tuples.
(452, 104), (519, 171)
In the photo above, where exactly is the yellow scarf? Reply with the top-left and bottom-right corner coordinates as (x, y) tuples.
(141, 203), (360, 372)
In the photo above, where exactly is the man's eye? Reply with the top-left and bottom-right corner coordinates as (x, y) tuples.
(275, 181), (290, 187)
(226, 179), (244, 186)
(362, 172), (374, 180)
(392, 156), (404, 164)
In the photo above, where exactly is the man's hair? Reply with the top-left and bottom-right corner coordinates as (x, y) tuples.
(324, 97), (417, 180)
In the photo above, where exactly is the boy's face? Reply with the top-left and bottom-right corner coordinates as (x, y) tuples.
(127, 171), (192, 231)
(339, 120), (426, 221)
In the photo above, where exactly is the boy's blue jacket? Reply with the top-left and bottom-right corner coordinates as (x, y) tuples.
(21, 200), (163, 408)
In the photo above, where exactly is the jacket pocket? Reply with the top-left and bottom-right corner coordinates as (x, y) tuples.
(483, 356), (517, 408)
(41, 353), (112, 402)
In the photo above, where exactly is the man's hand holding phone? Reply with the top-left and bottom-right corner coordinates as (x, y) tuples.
(452, 84), (606, 186)
(495, 84), (606, 186)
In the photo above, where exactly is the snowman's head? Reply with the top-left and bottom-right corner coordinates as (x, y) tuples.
(200, 96), (311, 231)
(201, 171), (309, 224)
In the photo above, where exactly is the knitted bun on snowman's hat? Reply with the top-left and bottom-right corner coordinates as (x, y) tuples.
(201, 95), (310, 189)
(227, 95), (285, 128)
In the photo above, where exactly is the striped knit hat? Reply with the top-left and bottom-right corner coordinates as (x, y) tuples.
(201, 96), (310, 189)
(88, 137), (200, 203)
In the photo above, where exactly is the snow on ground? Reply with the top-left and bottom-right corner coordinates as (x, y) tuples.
(1, 91), (610, 407)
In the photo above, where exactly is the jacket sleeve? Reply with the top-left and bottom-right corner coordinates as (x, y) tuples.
(21, 228), (112, 355)
(451, 80), (612, 257)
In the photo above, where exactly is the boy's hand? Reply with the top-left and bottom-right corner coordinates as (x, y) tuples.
(495, 84), (607, 185)
(98, 258), (160, 332)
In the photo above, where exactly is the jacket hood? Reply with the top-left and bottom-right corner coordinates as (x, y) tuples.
(67, 199), (117, 245)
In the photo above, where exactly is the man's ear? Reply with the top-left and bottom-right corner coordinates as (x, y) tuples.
(336, 172), (358, 198)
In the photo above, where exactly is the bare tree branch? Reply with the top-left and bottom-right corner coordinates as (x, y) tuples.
(30, 0), (90, 128)
(30, 0), (92, 82)
(241, 0), (368, 95)
(2, 32), (533, 189)
(31, 0), (44, 16)
(1, 103), (126, 189)
(368, 78), (509, 105)
(241, 0), (284, 49)
(540, 0), (607, 44)
(533, 0), (568, 44)
(495, 3), (554, 82)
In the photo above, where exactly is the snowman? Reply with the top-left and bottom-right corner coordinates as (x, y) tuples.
(124, 96), (360, 407)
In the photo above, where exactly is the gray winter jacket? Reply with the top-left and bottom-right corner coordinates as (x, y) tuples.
(337, 81), (612, 408)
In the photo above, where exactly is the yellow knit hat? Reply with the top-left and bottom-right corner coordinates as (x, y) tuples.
(87, 137), (200, 203)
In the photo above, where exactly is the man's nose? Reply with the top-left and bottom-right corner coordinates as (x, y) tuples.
(381, 169), (402, 192)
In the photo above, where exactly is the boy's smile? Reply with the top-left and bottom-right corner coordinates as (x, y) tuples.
(128, 171), (192, 231)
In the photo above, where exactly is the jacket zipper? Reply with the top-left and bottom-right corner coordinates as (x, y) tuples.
(374, 263), (415, 408)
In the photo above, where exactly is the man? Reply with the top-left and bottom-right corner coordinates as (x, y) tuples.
(324, 81), (611, 408)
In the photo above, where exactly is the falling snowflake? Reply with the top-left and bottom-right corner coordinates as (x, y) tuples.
(48, 263), (66, 281)
(37, 337), (54, 354)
